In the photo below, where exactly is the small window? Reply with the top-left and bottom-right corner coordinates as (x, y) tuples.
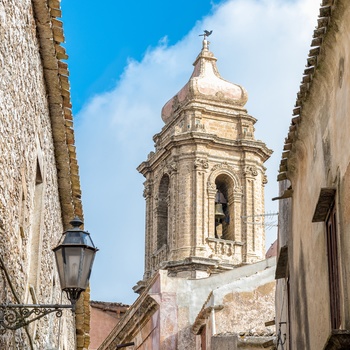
(312, 188), (340, 329)
(326, 202), (341, 329)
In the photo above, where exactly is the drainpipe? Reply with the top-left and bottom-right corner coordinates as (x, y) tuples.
(210, 305), (224, 335)
(211, 307), (216, 336)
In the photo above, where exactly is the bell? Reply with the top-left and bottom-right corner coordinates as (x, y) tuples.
(215, 203), (225, 220)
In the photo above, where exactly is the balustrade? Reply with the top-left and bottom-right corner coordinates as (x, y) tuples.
(151, 244), (167, 271)
(206, 238), (243, 265)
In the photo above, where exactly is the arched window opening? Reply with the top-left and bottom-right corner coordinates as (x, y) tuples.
(29, 160), (43, 287)
(157, 175), (169, 250)
(215, 175), (234, 240)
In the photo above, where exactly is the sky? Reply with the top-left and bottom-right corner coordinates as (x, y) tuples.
(60, 0), (320, 304)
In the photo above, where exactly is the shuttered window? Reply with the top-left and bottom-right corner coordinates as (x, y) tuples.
(326, 203), (341, 329)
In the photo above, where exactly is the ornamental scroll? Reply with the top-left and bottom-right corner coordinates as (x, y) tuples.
(243, 165), (258, 177)
(194, 158), (209, 169)
(143, 181), (153, 198)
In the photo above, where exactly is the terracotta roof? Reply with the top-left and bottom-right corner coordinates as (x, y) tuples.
(90, 301), (130, 312)
(32, 0), (82, 224)
(31, 0), (87, 348)
(277, 0), (337, 182)
(265, 240), (278, 259)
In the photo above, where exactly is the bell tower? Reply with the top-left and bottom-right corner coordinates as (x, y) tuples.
(137, 39), (272, 282)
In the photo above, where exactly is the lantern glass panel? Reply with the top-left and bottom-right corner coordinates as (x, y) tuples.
(64, 247), (82, 288)
(80, 248), (96, 290)
(54, 247), (66, 289)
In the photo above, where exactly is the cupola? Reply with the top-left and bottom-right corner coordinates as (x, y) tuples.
(161, 39), (248, 124)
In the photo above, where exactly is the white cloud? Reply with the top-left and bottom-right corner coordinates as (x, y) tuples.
(75, 0), (320, 304)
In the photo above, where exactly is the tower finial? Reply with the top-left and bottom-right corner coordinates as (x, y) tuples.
(199, 30), (213, 40)
(199, 30), (213, 51)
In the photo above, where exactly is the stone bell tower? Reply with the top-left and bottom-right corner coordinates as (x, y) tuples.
(137, 39), (272, 282)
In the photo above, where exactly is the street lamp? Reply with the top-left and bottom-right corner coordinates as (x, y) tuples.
(0, 217), (98, 333)
(53, 216), (98, 309)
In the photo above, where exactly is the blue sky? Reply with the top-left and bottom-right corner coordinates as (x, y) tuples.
(60, 0), (320, 304)
(61, 1), (219, 112)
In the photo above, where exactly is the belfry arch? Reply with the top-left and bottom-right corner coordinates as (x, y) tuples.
(215, 174), (235, 241)
(207, 167), (242, 242)
(156, 174), (169, 251)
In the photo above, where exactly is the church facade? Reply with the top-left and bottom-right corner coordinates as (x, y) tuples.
(98, 40), (275, 350)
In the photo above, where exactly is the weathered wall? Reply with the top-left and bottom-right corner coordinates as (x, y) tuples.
(274, 180), (291, 349)
(0, 0), (83, 348)
(192, 260), (275, 350)
(211, 334), (274, 350)
(276, 0), (350, 349)
(215, 281), (275, 335)
(99, 259), (276, 350)
(90, 302), (129, 350)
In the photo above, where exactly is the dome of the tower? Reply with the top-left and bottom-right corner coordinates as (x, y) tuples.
(161, 40), (248, 124)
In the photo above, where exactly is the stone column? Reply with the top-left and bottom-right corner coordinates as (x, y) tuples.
(173, 159), (193, 260)
(143, 179), (153, 279)
(207, 182), (217, 239)
(193, 157), (209, 254)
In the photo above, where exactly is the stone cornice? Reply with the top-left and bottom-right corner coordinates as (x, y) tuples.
(158, 99), (250, 141)
(138, 132), (272, 176)
(164, 132), (272, 160)
(31, 0), (87, 348)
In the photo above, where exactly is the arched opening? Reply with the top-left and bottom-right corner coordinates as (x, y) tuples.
(214, 174), (234, 240)
(157, 174), (169, 250)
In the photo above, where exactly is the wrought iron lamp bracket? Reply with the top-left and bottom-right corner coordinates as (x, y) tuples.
(0, 303), (73, 334)
(0, 216), (97, 334)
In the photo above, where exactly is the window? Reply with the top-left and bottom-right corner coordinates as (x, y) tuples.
(326, 202), (341, 329)
(312, 188), (340, 330)
(157, 174), (169, 250)
(28, 160), (43, 291)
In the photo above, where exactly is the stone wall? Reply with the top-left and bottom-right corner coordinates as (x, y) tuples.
(192, 260), (276, 349)
(98, 258), (276, 350)
(212, 335), (275, 350)
(0, 0), (83, 348)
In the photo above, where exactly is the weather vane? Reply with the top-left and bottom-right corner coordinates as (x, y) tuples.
(199, 30), (213, 40)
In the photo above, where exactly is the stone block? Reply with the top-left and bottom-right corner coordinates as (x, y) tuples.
(212, 334), (238, 350)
